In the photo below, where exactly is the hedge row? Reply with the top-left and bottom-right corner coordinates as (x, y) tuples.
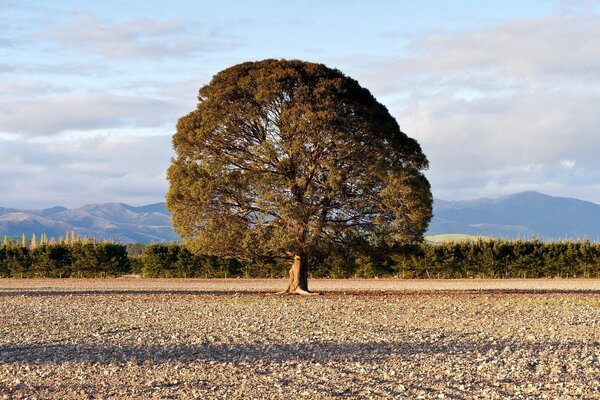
(393, 239), (600, 278)
(0, 242), (130, 278)
(138, 240), (600, 279)
(140, 244), (241, 278)
(3, 239), (600, 279)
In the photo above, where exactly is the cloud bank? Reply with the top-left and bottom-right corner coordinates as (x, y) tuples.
(2, 3), (600, 207)
(42, 14), (240, 60)
(348, 13), (600, 202)
(0, 135), (173, 208)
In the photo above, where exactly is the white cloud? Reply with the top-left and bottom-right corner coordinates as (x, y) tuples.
(0, 84), (199, 136)
(0, 80), (66, 97)
(408, 15), (600, 77)
(339, 12), (600, 203)
(0, 135), (173, 208)
(561, 159), (576, 169)
(41, 14), (240, 60)
(4, 6), (600, 207)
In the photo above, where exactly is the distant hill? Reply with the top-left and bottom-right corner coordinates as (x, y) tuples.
(428, 191), (600, 241)
(3, 191), (599, 244)
(0, 202), (178, 244)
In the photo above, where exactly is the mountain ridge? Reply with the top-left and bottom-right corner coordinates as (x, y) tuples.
(428, 191), (600, 241)
(0, 202), (177, 244)
(2, 191), (600, 243)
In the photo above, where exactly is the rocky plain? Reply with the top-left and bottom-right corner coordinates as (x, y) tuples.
(1, 278), (600, 399)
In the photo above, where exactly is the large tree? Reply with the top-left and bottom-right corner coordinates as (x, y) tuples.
(167, 59), (432, 294)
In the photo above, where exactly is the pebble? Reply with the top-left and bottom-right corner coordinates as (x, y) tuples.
(0, 279), (599, 399)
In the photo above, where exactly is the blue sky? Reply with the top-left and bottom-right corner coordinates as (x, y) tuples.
(1, 0), (600, 208)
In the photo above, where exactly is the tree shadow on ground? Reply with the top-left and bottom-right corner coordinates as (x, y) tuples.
(0, 337), (588, 365)
(1, 289), (600, 298)
(0, 290), (270, 297)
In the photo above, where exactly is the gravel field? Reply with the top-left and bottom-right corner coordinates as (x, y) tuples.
(1, 279), (600, 399)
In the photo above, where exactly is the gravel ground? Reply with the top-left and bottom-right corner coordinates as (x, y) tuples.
(1, 279), (600, 399)
(2, 277), (600, 293)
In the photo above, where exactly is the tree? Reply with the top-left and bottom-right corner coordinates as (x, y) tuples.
(142, 244), (178, 278)
(31, 244), (71, 278)
(167, 59), (432, 294)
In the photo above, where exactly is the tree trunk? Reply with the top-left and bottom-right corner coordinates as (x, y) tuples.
(278, 254), (316, 295)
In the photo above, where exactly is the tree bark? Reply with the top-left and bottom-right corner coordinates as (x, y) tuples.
(278, 253), (316, 295)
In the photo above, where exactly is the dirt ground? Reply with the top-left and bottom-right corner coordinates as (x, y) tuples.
(2, 277), (600, 293)
(1, 279), (600, 399)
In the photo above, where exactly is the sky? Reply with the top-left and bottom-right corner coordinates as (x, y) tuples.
(1, 0), (600, 208)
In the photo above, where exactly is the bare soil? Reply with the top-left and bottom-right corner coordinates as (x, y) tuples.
(1, 279), (600, 399)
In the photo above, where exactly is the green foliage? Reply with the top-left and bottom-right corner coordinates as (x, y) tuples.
(0, 244), (31, 277)
(353, 256), (377, 278)
(167, 59), (432, 271)
(71, 242), (130, 277)
(3, 238), (600, 279)
(393, 239), (600, 278)
(31, 244), (71, 277)
(134, 240), (600, 279)
(0, 241), (130, 278)
(129, 257), (144, 274)
(142, 244), (180, 277)
(141, 244), (242, 278)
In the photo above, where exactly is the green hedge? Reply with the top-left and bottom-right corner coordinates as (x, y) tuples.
(0, 242), (130, 278)
(139, 240), (600, 279)
(3, 239), (600, 279)
(141, 243), (241, 278)
(392, 239), (600, 278)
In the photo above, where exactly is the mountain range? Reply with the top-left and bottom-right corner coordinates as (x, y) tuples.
(0, 202), (177, 244)
(1, 191), (600, 243)
(428, 191), (600, 241)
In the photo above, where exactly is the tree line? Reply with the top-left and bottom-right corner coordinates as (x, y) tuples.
(136, 239), (600, 278)
(393, 239), (600, 278)
(0, 241), (129, 278)
(2, 237), (600, 278)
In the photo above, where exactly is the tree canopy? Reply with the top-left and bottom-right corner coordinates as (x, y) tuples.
(167, 59), (432, 293)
